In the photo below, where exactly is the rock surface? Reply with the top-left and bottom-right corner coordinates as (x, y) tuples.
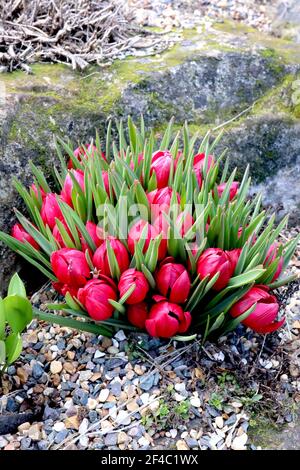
(0, 20), (300, 290)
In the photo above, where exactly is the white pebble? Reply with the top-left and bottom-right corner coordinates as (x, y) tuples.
(54, 422), (65, 432)
(231, 433), (248, 450)
(140, 393), (150, 405)
(116, 410), (131, 426)
(99, 388), (110, 402)
(114, 330), (126, 342)
(190, 397), (201, 408)
(79, 418), (89, 435)
(94, 350), (105, 359)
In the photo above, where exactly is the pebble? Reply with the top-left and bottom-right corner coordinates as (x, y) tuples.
(116, 410), (131, 426)
(190, 396), (201, 408)
(231, 433), (248, 450)
(99, 388), (110, 402)
(104, 433), (118, 447)
(0, 437), (8, 449)
(114, 330), (126, 342)
(54, 429), (68, 444)
(215, 416), (224, 428)
(53, 422), (65, 432)
(32, 363), (44, 379)
(176, 439), (189, 450)
(50, 361), (62, 374)
(28, 424), (42, 441)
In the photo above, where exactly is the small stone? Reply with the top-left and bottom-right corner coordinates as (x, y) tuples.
(65, 415), (80, 430)
(169, 429), (177, 439)
(127, 400), (139, 412)
(50, 361), (62, 374)
(20, 437), (32, 450)
(185, 437), (198, 448)
(116, 410), (131, 426)
(176, 439), (189, 450)
(94, 350), (105, 359)
(138, 436), (150, 447)
(0, 437), (8, 449)
(43, 405), (60, 421)
(175, 382), (186, 393)
(231, 401), (242, 408)
(174, 393), (186, 402)
(215, 416), (224, 428)
(105, 433), (117, 446)
(140, 392), (150, 405)
(17, 367), (28, 384)
(190, 397), (201, 408)
(99, 388), (110, 402)
(18, 422), (31, 434)
(28, 423), (42, 441)
(54, 429), (68, 444)
(109, 381), (122, 397)
(118, 431), (128, 445)
(32, 363), (44, 379)
(139, 375), (155, 391)
(107, 346), (119, 354)
(101, 337), (113, 349)
(79, 435), (89, 448)
(115, 330), (126, 341)
(54, 422), (65, 432)
(231, 433), (248, 450)
(87, 398), (98, 410)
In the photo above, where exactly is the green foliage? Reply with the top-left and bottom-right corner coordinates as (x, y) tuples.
(0, 274), (32, 374)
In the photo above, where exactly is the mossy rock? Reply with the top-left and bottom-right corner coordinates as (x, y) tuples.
(0, 20), (300, 291)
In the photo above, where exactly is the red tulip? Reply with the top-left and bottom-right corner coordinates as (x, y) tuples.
(68, 144), (106, 169)
(264, 243), (284, 282)
(93, 237), (129, 277)
(52, 281), (78, 298)
(127, 219), (167, 260)
(41, 193), (64, 230)
(148, 188), (180, 235)
(127, 302), (148, 329)
(31, 184), (46, 200)
(197, 248), (235, 291)
(227, 248), (242, 272)
(217, 181), (239, 200)
(237, 226), (257, 244)
(12, 223), (40, 250)
(176, 212), (194, 238)
(193, 153), (214, 187)
(81, 221), (104, 254)
(77, 278), (117, 321)
(118, 268), (149, 304)
(145, 301), (191, 338)
(130, 153), (144, 172)
(50, 248), (91, 288)
(155, 259), (191, 303)
(230, 285), (284, 333)
(52, 221), (74, 248)
(61, 169), (85, 206)
(150, 150), (175, 189)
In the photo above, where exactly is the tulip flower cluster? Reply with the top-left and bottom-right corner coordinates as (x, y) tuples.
(1, 118), (298, 342)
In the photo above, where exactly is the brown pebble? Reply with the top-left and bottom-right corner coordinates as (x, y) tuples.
(17, 367), (28, 384)
(65, 415), (80, 430)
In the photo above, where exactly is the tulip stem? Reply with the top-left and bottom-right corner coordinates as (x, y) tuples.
(172, 334), (197, 342)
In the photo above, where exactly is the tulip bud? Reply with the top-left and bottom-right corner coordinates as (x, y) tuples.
(52, 281), (78, 298)
(155, 260), (191, 303)
(193, 153), (215, 187)
(130, 153), (144, 172)
(31, 184), (46, 201)
(264, 243), (284, 282)
(217, 181), (239, 200)
(77, 278), (117, 321)
(127, 302), (148, 329)
(127, 219), (167, 261)
(12, 223), (40, 250)
(230, 285), (284, 333)
(150, 150), (175, 189)
(61, 169), (85, 206)
(227, 248), (242, 272)
(93, 237), (129, 277)
(101, 170), (113, 198)
(50, 248), (91, 288)
(68, 144), (106, 169)
(145, 301), (191, 338)
(197, 248), (235, 291)
(41, 193), (64, 229)
(118, 268), (149, 304)
(81, 221), (104, 254)
(176, 212), (194, 238)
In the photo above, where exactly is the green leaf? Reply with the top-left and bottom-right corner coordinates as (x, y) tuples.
(0, 340), (5, 366)
(0, 298), (5, 340)
(3, 295), (33, 333)
(108, 299), (126, 314)
(5, 332), (22, 365)
(7, 273), (27, 298)
(267, 274), (298, 289)
(119, 284), (136, 305)
(227, 267), (265, 288)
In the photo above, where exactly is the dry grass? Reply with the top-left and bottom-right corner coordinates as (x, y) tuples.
(0, 0), (154, 71)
